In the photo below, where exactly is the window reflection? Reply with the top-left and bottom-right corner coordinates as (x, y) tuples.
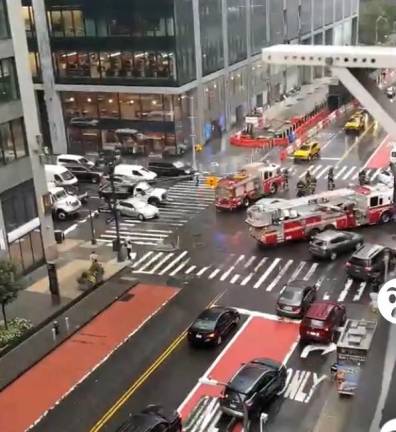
(0, 58), (18, 103)
(119, 94), (140, 120)
(0, 0), (9, 39)
(0, 119), (27, 164)
(8, 230), (44, 275)
(97, 93), (119, 119)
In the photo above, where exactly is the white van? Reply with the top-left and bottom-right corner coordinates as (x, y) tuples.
(390, 142), (396, 164)
(114, 164), (157, 182)
(48, 186), (81, 220)
(57, 154), (95, 169)
(45, 164), (78, 187)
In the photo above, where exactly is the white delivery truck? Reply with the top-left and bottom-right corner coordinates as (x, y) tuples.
(48, 185), (82, 220)
(45, 164), (78, 187)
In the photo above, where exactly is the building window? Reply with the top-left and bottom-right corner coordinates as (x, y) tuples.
(0, 58), (18, 103)
(0, 0), (9, 39)
(29, 52), (41, 79)
(22, 6), (35, 38)
(0, 118), (28, 164)
(8, 229), (44, 275)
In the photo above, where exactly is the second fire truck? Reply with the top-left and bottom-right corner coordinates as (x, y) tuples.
(215, 162), (286, 210)
(246, 184), (394, 246)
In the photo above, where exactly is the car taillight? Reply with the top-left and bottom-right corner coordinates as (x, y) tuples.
(345, 262), (351, 267)
(207, 332), (216, 338)
(365, 266), (372, 271)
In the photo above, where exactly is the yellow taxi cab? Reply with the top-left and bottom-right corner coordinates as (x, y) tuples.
(293, 140), (321, 162)
(344, 113), (365, 133)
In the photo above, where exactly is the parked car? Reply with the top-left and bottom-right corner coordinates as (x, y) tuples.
(48, 186), (81, 221)
(57, 154), (95, 169)
(345, 243), (387, 281)
(60, 163), (104, 184)
(45, 164), (78, 188)
(309, 230), (364, 261)
(187, 307), (240, 346)
(114, 164), (157, 182)
(115, 405), (182, 432)
(276, 280), (317, 318)
(219, 358), (286, 418)
(148, 160), (193, 177)
(299, 301), (346, 344)
(116, 198), (159, 221)
(98, 184), (133, 200)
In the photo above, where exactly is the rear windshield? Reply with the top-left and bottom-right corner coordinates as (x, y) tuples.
(229, 366), (263, 393)
(349, 257), (370, 266)
(280, 289), (303, 302)
(61, 171), (74, 181)
(192, 319), (216, 331)
(307, 319), (325, 328)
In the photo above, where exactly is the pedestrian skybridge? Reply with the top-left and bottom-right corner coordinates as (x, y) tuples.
(262, 45), (396, 138)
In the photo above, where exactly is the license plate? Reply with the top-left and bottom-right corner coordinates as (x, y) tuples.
(283, 306), (293, 311)
(195, 334), (202, 339)
(309, 331), (318, 336)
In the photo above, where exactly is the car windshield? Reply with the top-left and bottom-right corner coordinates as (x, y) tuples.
(280, 288), (303, 303)
(61, 171), (74, 181)
(140, 167), (151, 174)
(300, 145), (310, 151)
(312, 239), (326, 247)
(173, 161), (185, 168)
(80, 158), (90, 166)
(229, 366), (264, 394)
(192, 318), (216, 331)
(54, 190), (67, 199)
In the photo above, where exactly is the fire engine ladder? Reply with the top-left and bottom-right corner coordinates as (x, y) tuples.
(183, 396), (240, 432)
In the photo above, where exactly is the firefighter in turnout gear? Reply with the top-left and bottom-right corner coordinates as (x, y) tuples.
(309, 176), (317, 194)
(359, 169), (368, 186)
(296, 179), (308, 197)
(305, 170), (312, 186)
(328, 167), (335, 190)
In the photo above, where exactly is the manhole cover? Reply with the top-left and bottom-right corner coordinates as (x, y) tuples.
(118, 293), (134, 302)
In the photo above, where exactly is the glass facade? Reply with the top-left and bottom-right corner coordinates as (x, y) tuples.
(227, 0), (247, 65)
(0, 58), (18, 103)
(61, 91), (190, 156)
(324, 0), (334, 26)
(200, 0), (224, 76)
(250, 0), (267, 55)
(313, 0), (324, 30)
(269, 0), (283, 44)
(9, 228), (44, 275)
(0, 0), (9, 39)
(286, 0), (299, 41)
(335, 0), (343, 21)
(301, 0), (312, 36)
(0, 118), (28, 164)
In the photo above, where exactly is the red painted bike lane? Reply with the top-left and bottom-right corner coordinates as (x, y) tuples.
(178, 315), (300, 421)
(365, 135), (393, 169)
(0, 284), (179, 432)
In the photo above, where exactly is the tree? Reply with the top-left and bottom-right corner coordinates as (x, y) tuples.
(0, 260), (22, 330)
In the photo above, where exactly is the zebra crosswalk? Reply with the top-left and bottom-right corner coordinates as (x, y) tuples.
(130, 250), (371, 304)
(290, 164), (382, 182)
(96, 178), (215, 246)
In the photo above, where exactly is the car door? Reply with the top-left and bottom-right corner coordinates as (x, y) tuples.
(302, 287), (313, 310)
(257, 373), (275, 403)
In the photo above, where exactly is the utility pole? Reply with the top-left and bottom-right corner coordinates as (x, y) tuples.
(189, 95), (198, 171)
(88, 209), (96, 245)
(108, 161), (123, 262)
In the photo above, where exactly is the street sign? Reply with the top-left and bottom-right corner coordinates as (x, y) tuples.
(300, 343), (337, 358)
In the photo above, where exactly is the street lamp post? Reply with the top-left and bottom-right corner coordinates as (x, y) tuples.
(108, 161), (123, 262)
(189, 95), (198, 172)
(375, 15), (390, 45)
(88, 209), (96, 245)
(200, 377), (250, 431)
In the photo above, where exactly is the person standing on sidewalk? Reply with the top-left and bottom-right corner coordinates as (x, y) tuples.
(194, 171), (200, 187)
(89, 250), (98, 263)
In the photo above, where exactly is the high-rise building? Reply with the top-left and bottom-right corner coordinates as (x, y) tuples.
(24, 0), (359, 157)
(0, 0), (56, 275)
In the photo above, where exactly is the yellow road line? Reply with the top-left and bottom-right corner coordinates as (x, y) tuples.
(89, 290), (226, 431)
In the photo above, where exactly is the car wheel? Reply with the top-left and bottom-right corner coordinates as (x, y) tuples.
(330, 252), (337, 261)
(138, 214), (145, 221)
(57, 210), (67, 221)
(216, 335), (222, 345)
(380, 211), (392, 224)
(270, 183), (277, 195)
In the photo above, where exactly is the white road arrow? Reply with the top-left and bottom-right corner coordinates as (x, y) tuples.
(300, 343), (337, 359)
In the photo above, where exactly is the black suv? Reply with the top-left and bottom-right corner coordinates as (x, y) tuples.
(115, 405), (182, 432)
(309, 230), (363, 261)
(220, 358), (286, 418)
(148, 161), (193, 177)
(346, 243), (387, 281)
(62, 163), (104, 184)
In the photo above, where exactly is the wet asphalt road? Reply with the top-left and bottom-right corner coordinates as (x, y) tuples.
(39, 115), (396, 432)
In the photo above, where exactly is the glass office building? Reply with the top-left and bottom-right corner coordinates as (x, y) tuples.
(0, 0), (56, 274)
(24, 0), (359, 156)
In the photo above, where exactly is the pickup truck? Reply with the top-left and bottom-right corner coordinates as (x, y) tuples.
(98, 181), (167, 206)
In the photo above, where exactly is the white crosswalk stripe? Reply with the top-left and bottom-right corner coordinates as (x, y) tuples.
(97, 178), (214, 246)
(293, 163), (382, 182)
(130, 251), (370, 304)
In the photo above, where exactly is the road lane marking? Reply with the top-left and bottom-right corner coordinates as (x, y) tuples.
(353, 282), (367, 301)
(150, 253), (175, 274)
(209, 268), (221, 279)
(290, 261), (306, 280)
(132, 251), (153, 269)
(299, 165), (315, 179)
(244, 256), (256, 268)
(240, 257), (268, 286)
(310, 165), (323, 175)
(159, 251), (188, 275)
(266, 259), (293, 292)
(220, 255), (245, 282)
(338, 278), (353, 302)
(89, 290), (226, 432)
(316, 166), (329, 179)
(196, 266), (210, 276)
(363, 133), (390, 168)
(169, 258), (191, 276)
(334, 165), (348, 180)
(230, 274), (240, 284)
(136, 252), (164, 272)
(342, 166), (357, 180)
(370, 168), (381, 181)
(303, 263), (319, 281)
(254, 258), (281, 289)
(185, 265), (196, 274)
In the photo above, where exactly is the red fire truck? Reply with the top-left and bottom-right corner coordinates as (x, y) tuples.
(215, 162), (285, 210)
(246, 184), (394, 246)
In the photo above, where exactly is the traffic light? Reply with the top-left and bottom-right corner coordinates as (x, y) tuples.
(195, 144), (203, 152)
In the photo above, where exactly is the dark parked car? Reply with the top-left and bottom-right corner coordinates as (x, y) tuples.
(187, 307), (240, 346)
(276, 280), (317, 318)
(220, 358), (286, 418)
(309, 230), (363, 261)
(115, 405), (182, 432)
(299, 301), (346, 344)
(148, 161), (193, 177)
(98, 184), (133, 200)
(346, 243), (387, 281)
(62, 164), (104, 184)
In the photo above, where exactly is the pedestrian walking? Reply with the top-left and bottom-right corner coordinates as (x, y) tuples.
(126, 238), (134, 261)
(89, 250), (98, 263)
(194, 171), (200, 187)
